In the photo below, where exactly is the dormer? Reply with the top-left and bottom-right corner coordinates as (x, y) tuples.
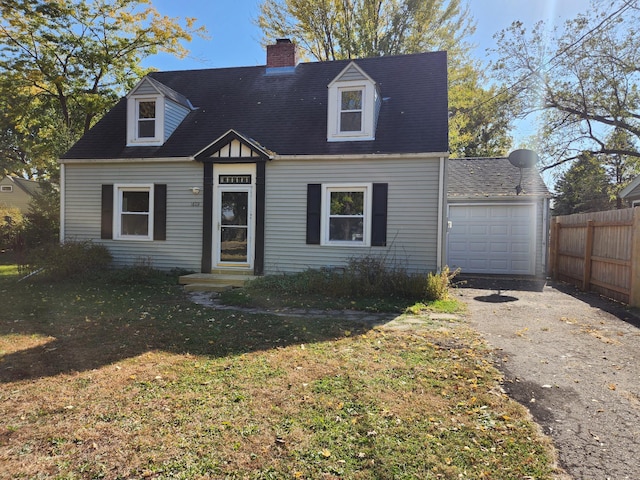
(126, 76), (194, 147)
(327, 62), (381, 142)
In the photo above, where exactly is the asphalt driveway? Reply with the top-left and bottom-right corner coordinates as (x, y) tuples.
(456, 276), (640, 480)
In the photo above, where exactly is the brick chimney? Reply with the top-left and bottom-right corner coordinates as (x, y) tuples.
(267, 39), (298, 68)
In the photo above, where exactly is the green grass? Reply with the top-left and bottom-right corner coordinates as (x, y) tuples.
(0, 264), (563, 479)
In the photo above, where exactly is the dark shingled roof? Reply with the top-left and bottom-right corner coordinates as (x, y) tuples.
(448, 157), (550, 198)
(62, 51), (448, 159)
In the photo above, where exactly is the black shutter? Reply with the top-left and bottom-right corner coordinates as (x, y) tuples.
(101, 184), (113, 239)
(306, 184), (321, 244)
(153, 184), (167, 241)
(371, 183), (388, 246)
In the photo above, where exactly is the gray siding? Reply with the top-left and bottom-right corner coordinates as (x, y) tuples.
(339, 64), (367, 82)
(164, 100), (190, 141)
(63, 161), (203, 271)
(263, 156), (443, 274)
(0, 178), (33, 213)
(131, 80), (157, 96)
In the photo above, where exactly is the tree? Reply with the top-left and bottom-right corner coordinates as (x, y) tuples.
(448, 63), (513, 158)
(256, 0), (513, 158)
(602, 129), (640, 207)
(492, 0), (640, 171)
(553, 154), (615, 215)
(0, 0), (205, 178)
(257, 0), (474, 61)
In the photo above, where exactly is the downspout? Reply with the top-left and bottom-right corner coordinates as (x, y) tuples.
(59, 163), (65, 244)
(436, 155), (446, 271)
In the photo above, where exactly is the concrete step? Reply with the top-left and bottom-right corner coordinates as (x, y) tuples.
(178, 272), (255, 292)
(183, 283), (234, 293)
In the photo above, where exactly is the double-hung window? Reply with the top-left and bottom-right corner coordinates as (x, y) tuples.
(137, 100), (156, 138)
(321, 184), (371, 246)
(115, 185), (153, 240)
(340, 89), (363, 132)
(127, 94), (164, 146)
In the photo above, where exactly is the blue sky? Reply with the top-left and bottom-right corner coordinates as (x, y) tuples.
(144, 0), (589, 71)
(142, 0), (590, 157)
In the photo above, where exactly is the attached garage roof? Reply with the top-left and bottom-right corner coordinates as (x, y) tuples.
(448, 157), (550, 199)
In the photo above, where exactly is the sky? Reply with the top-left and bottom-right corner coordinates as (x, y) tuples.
(142, 0), (591, 157)
(144, 0), (590, 71)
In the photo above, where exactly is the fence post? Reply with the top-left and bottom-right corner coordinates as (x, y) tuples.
(630, 209), (640, 307)
(549, 218), (559, 279)
(583, 220), (594, 291)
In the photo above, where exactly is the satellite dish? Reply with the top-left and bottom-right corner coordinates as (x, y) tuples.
(508, 149), (539, 169)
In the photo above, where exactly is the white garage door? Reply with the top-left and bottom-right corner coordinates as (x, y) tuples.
(447, 204), (536, 275)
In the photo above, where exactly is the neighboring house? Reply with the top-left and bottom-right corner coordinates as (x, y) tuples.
(60, 40), (449, 276)
(0, 175), (41, 213)
(447, 157), (551, 276)
(619, 176), (640, 206)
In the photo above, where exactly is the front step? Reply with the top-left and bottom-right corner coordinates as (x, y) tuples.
(179, 271), (255, 293)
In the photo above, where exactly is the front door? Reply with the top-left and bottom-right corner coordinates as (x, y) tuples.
(214, 169), (255, 269)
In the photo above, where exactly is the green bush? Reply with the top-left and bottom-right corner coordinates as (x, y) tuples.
(21, 186), (60, 249)
(0, 206), (24, 251)
(96, 257), (175, 285)
(247, 257), (457, 302)
(21, 241), (112, 280)
(425, 266), (459, 301)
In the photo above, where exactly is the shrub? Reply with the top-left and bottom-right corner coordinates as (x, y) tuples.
(425, 266), (459, 301)
(0, 206), (24, 251)
(247, 257), (456, 302)
(97, 257), (172, 285)
(21, 241), (112, 280)
(21, 186), (60, 249)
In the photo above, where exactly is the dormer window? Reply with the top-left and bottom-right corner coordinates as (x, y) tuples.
(126, 76), (194, 147)
(127, 94), (164, 146)
(340, 89), (363, 132)
(327, 62), (381, 142)
(137, 100), (157, 138)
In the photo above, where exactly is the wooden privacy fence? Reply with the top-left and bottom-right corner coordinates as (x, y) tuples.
(549, 208), (640, 306)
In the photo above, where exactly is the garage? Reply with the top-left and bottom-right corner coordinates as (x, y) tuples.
(447, 204), (536, 275)
(446, 157), (551, 277)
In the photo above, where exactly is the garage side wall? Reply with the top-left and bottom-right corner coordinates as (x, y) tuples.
(264, 156), (443, 274)
(62, 161), (203, 271)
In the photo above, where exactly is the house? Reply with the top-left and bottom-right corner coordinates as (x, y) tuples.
(447, 157), (551, 276)
(59, 40), (449, 278)
(619, 176), (640, 206)
(0, 175), (42, 214)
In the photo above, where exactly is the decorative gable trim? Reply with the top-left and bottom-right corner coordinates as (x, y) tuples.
(195, 129), (273, 162)
(327, 61), (380, 142)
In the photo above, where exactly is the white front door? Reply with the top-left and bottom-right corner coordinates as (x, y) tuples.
(214, 166), (255, 269)
(217, 187), (251, 265)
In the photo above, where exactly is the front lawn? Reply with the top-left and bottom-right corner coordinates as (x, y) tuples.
(0, 264), (562, 479)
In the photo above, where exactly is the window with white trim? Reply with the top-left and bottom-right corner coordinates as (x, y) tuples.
(321, 184), (371, 246)
(340, 89), (363, 132)
(327, 81), (378, 141)
(127, 95), (164, 146)
(0, 185), (12, 192)
(137, 100), (156, 138)
(114, 185), (154, 240)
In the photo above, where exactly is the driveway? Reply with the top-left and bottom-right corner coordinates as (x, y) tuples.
(456, 277), (640, 480)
